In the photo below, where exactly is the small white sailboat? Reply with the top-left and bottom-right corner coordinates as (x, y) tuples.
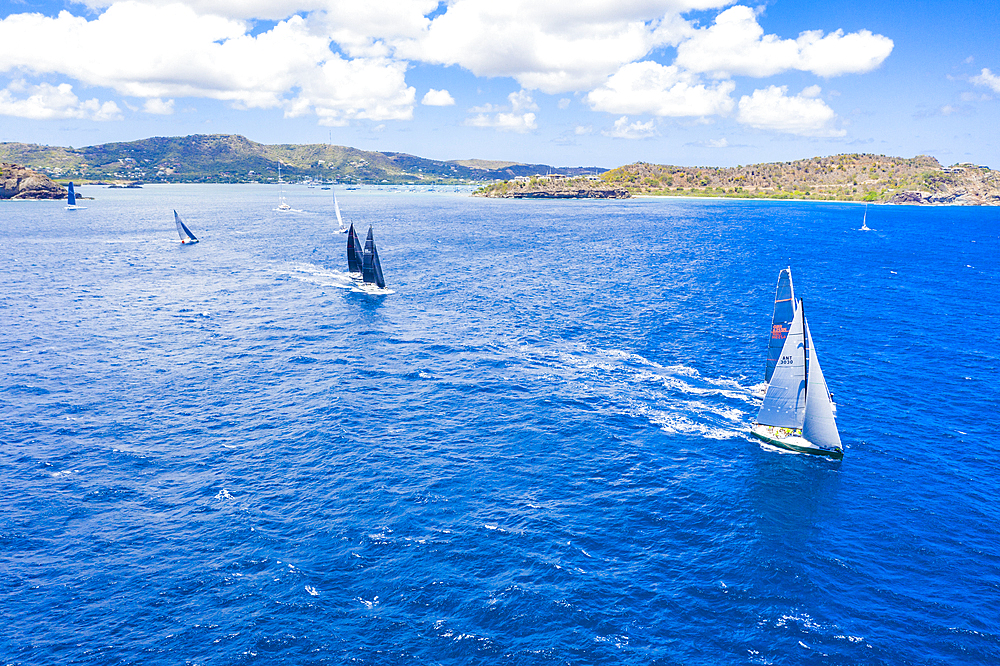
(334, 188), (348, 233)
(275, 161), (293, 212)
(64, 182), (87, 210)
(860, 205), (872, 231)
(751, 298), (843, 459)
(174, 210), (199, 244)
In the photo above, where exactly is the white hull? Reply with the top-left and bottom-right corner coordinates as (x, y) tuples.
(751, 424), (842, 459)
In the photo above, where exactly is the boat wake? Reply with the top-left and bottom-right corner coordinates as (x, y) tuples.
(514, 342), (755, 440)
(271, 263), (355, 289)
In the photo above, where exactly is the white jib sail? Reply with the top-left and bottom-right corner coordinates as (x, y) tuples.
(756, 299), (806, 429)
(801, 319), (843, 451)
(334, 191), (343, 227)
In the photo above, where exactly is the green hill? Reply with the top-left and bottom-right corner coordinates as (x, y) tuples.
(0, 134), (602, 185)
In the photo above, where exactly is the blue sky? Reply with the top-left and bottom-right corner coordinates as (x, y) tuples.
(1, 0), (998, 168)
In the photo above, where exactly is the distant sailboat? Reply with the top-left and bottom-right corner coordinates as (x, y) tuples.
(346, 223), (364, 274)
(334, 188), (348, 233)
(860, 205), (872, 231)
(751, 299), (843, 459)
(275, 161), (292, 212)
(174, 210), (199, 244)
(65, 182), (86, 210)
(361, 226), (386, 289)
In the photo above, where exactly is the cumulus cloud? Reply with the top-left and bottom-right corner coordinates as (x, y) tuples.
(675, 5), (892, 78)
(143, 97), (174, 114)
(0, 1), (891, 130)
(603, 116), (657, 139)
(587, 61), (735, 117)
(465, 90), (538, 132)
(0, 81), (122, 120)
(0, 3), (415, 123)
(392, 0), (722, 94)
(737, 85), (845, 137)
(972, 68), (1000, 93)
(421, 88), (455, 106)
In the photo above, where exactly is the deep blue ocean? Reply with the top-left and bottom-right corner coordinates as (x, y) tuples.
(2, 184), (998, 665)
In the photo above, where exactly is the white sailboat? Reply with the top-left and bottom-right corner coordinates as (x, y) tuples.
(174, 210), (199, 244)
(334, 188), (348, 233)
(275, 161), (293, 212)
(751, 299), (843, 459)
(860, 204), (872, 231)
(64, 182), (86, 210)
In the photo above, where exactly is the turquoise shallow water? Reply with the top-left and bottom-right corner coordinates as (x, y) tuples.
(1, 185), (998, 664)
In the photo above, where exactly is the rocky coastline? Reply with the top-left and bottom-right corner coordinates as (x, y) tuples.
(0, 162), (66, 200)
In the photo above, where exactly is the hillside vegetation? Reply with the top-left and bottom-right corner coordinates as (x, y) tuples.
(0, 134), (598, 185)
(597, 154), (1000, 204)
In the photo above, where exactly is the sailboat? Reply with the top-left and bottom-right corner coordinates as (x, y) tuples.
(751, 298), (843, 459)
(64, 182), (86, 210)
(275, 161), (293, 212)
(361, 225), (386, 289)
(860, 205), (872, 231)
(334, 188), (348, 233)
(346, 223), (365, 275)
(174, 210), (199, 244)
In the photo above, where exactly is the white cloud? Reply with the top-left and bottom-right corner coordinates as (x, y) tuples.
(675, 5), (892, 78)
(143, 97), (174, 114)
(466, 111), (537, 133)
(587, 61), (735, 117)
(737, 85), (845, 137)
(0, 4), (415, 123)
(574, 125), (593, 135)
(421, 88), (455, 106)
(392, 0), (726, 94)
(603, 116), (657, 139)
(0, 1), (892, 130)
(464, 90), (538, 132)
(972, 68), (1000, 93)
(0, 81), (122, 120)
(558, 98), (571, 109)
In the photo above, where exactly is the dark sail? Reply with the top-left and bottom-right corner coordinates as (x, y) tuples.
(371, 238), (386, 289)
(174, 210), (198, 243)
(765, 267), (796, 383)
(67, 182), (77, 206)
(361, 226), (386, 288)
(347, 224), (364, 273)
(362, 226), (376, 284)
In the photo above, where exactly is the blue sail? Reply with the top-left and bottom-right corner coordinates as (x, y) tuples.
(67, 182), (77, 206)
(765, 267), (796, 383)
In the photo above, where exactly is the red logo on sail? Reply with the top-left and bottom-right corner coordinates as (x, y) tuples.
(771, 323), (788, 340)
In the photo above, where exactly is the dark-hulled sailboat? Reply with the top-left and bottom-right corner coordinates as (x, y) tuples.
(751, 298), (843, 459)
(361, 225), (386, 289)
(174, 210), (199, 244)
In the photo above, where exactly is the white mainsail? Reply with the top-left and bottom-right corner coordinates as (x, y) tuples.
(756, 300), (806, 428)
(801, 319), (842, 451)
(334, 190), (346, 231)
